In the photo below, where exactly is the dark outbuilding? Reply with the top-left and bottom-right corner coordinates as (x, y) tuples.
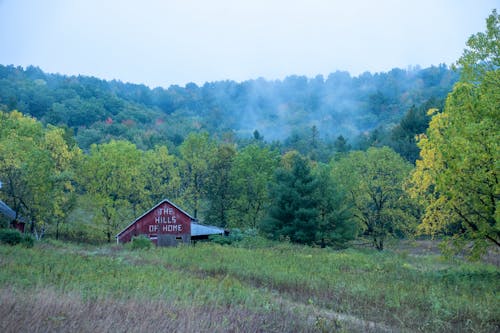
(0, 199), (26, 233)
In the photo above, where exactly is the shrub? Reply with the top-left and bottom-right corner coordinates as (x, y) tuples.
(0, 229), (35, 247)
(55, 221), (104, 245)
(209, 228), (246, 245)
(129, 235), (152, 250)
(22, 233), (35, 248)
(209, 228), (275, 247)
(235, 235), (275, 249)
(209, 234), (232, 245)
(0, 228), (23, 245)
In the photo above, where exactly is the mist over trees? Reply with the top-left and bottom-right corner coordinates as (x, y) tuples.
(0, 63), (457, 153)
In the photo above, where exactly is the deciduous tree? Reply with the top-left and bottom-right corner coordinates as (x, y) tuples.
(79, 140), (145, 242)
(143, 145), (181, 207)
(230, 144), (279, 229)
(178, 132), (215, 219)
(313, 163), (357, 247)
(0, 111), (80, 238)
(332, 147), (415, 250)
(205, 144), (236, 228)
(455, 9), (499, 83)
(409, 10), (499, 257)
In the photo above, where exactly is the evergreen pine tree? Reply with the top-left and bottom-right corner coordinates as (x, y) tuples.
(262, 154), (319, 244)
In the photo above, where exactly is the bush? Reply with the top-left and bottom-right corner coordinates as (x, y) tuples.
(235, 234), (275, 249)
(22, 233), (35, 248)
(209, 234), (232, 245)
(209, 228), (275, 248)
(0, 229), (36, 247)
(0, 228), (23, 245)
(129, 235), (152, 250)
(54, 221), (104, 245)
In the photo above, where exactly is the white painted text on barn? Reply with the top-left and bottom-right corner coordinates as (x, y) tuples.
(148, 204), (182, 233)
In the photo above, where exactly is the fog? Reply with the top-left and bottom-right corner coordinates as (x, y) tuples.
(0, 1), (495, 87)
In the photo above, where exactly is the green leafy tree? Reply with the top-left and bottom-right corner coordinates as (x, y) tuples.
(454, 9), (499, 83)
(389, 100), (437, 164)
(179, 132), (215, 219)
(333, 135), (351, 154)
(262, 152), (319, 244)
(0, 111), (79, 238)
(42, 125), (81, 239)
(205, 144), (236, 228)
(409, 10), (499, 257)
(143, 145), (181, 207)
(332, 147), (415, 250)
(79, 140), (145, 242)
(230, 144), (279, 228)
(313, 163), (357, 247)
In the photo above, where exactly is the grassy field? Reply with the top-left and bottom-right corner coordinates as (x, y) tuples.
(0, 240), (498, 332)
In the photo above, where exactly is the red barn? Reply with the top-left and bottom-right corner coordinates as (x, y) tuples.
(116, 199), (224, 246)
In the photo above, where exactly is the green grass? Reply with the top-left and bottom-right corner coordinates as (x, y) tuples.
(0, 241), (498, 332)
(144, 243), (500, 332)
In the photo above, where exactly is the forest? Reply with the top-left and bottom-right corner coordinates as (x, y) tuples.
(0, 66), (450, 248)
(0, 11), (498, 259)
(0, 62), (455, 156)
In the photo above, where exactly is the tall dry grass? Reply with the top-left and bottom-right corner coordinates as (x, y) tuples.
(0, 288), (321, 333)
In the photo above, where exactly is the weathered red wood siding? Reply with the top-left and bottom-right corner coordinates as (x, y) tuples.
(12, 221), (25, 233)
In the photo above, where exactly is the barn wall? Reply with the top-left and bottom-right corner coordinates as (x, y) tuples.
(12, 221), (25, 233)
(157, 234), (191, 247)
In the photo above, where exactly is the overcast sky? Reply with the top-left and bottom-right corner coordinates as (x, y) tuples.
(0, 1), (497, 88)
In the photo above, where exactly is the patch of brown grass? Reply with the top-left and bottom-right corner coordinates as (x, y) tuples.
(391, 240), (500, 266)
(0, 288), (323, 333)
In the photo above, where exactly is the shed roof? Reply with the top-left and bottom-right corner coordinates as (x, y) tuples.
(191, 222), (224, 237)
(0, 200), (25, 223)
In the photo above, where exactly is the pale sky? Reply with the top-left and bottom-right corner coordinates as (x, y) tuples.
(0, 0), (497, 88)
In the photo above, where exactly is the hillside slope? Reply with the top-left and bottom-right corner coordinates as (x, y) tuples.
(0, 64), (457, 150)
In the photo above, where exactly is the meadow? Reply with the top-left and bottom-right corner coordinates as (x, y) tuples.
(0, 240), (498, 332)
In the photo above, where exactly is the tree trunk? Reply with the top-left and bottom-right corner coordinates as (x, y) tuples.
(374, 237), (384, 251)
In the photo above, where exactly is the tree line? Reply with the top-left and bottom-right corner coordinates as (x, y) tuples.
(0, 61), (457, 155)
(0, 113), (413, 249)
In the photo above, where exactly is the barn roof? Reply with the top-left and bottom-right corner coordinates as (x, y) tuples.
(0, 200), (25, 223)
(116, 198), (195, 238)
(191, 222), (224, 237)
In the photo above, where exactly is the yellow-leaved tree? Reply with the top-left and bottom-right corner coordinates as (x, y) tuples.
(408, 10), (499, 257)
(78, 140), (147, 243)
(0, 111), (80, 238)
